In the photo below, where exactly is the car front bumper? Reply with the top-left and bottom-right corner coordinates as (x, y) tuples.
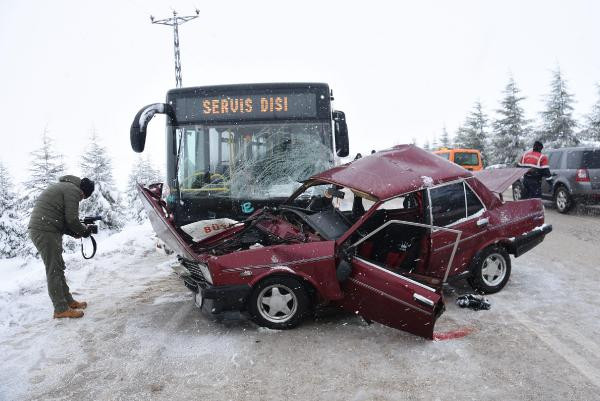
(173, 261), (251, 315)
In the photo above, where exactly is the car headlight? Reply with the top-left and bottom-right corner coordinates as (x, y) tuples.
(199, 263), (213, 284)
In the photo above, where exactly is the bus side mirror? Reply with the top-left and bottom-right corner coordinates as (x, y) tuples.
(130, 103), (173, 153)
(333, 110), (349, 157)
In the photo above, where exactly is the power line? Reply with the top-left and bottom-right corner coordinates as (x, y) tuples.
(150, 9), (199, 88)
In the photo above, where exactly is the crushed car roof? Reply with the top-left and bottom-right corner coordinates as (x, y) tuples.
(311, 144), (472, 200)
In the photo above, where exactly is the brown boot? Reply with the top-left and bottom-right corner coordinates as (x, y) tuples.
(53, 308), (84, 319)
(68, 300), (87, 309)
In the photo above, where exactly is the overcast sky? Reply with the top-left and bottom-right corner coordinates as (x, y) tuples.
(1, 0), (600, 189)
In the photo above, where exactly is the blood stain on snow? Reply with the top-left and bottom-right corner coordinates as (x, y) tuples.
(433, 327), (474, 341)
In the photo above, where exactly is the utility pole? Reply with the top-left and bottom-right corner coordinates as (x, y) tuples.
(150, 9), (199, 88)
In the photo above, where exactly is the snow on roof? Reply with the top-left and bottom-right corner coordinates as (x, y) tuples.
(311, 144), (471, 200)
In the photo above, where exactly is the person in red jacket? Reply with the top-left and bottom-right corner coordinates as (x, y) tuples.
(518, 141), (551, 198)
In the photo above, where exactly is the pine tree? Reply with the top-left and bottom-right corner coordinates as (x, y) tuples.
(455, 101), (490, 165)
(538, 67), (579, 147)
(22, 129), (65, 210)
(79, 131), (125, 230)
(0, 162), (34, 258)
(431, 135), (440, 151)
(490, 77), (529, 165)
(583, 84), (600, 142)
(422, 139), (431, 151)
(440, 125), (452, 148)
(126, 155), (163, 223)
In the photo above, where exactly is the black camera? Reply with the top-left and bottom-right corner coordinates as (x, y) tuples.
(81, 216), (102, 234)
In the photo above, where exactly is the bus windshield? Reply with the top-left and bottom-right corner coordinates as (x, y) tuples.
(175, 122), (333, 200)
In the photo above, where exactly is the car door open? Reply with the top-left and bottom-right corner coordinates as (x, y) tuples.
(337, 220), (461, 339)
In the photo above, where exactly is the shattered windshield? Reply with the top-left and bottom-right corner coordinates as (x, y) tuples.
(176, 122), (333, 200)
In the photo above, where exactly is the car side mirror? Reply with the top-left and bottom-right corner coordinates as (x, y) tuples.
(333, 110), (349, 157)
(130, 103), (174, 153)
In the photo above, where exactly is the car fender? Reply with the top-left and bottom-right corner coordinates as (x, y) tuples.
(247, 266), (344, 301)
(467, 238), (511, 273)
(553, 178), (571, 194)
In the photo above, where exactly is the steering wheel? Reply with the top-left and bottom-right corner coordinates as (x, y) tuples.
(279, 205), (314, 214)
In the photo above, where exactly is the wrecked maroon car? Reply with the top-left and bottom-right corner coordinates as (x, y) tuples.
(139, 145), (552, 339)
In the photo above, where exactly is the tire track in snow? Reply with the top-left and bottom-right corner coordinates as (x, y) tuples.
(509, 310), (600, 388)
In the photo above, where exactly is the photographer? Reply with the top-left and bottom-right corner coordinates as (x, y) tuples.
(28, 175), (95, 319)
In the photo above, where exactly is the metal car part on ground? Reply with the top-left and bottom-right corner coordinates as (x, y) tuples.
(138, 145), (552, 339)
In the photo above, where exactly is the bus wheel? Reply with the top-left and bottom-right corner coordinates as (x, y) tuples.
(248, 276), (309, 330)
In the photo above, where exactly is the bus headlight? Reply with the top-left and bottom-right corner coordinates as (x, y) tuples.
(199, 263), (213, 284)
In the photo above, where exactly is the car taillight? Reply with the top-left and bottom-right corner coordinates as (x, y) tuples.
(576, 168), (590, 182)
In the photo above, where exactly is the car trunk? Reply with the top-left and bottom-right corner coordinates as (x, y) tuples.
(474, 168), (529, 196)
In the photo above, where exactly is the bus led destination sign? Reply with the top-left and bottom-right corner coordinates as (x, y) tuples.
(203, 96), (289, 115)
(174, 93), (318, 122)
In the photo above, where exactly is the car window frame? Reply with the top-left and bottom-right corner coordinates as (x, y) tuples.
(548, 150), (563, 170)
(350, 219), (462, 285)
(426, 178), (487, 230)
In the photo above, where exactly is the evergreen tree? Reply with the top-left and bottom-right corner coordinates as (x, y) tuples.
(79, 131), (125, 230)
(538, 67), (579, 147)
(455, 101), (490, 165)
(583, 84), (600, 142)
(440, 125), (452, 148)
(491, 77), (529, 164)
(0, 163), (33, 258)
(431, 135), (440, 151)
(22, 129), (65, 210)
(126, 155), (163, 223)
(422, 139), (431, 151)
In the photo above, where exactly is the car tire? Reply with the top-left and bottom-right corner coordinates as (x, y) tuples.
(512, 181), (524, 201)
(468, 246), (512, 294)
(554, 186), (573, 214)
(248, 276), (309, 330)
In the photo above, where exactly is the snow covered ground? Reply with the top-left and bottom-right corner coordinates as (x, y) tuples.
(1, 207), (600, 401)
(0, 222), (174, 400)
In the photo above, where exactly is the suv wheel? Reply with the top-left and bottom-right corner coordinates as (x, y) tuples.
(248, 276), (309, 330)
(468, 246), (512, 294)
(554, 186), (573, 213)
(512, 181), (524, 201)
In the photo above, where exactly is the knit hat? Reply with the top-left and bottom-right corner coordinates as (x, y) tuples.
(533, 141), (543, 152)
(80, 178), (95, 198)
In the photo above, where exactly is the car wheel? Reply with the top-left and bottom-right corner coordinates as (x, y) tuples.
(468, 246), (511, 294)
(554, 186), (573, 214)
(512, 181), (524, 201)
(248, 276), (309, 330)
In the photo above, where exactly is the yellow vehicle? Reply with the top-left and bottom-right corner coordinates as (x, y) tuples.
(433, 148), (483, 171)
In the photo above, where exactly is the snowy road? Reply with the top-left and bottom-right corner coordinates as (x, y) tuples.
(1, 207), (600, 401)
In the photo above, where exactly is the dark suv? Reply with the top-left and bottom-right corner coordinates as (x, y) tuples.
(513, 147), (600, 213)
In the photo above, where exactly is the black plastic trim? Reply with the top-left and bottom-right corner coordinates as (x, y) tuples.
(508, 225), (553, 257)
